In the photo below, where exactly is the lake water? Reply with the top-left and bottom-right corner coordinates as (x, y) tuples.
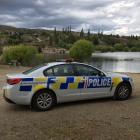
(87, 52), (140, 73)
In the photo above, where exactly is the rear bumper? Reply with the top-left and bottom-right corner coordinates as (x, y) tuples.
(3, 85), (33, 105)
(3, 92), (16, 104)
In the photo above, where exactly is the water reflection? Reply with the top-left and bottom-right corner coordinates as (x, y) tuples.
(87, 52), (140, 73)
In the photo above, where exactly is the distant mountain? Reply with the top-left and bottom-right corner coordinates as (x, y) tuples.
(0, 25), (140, 52)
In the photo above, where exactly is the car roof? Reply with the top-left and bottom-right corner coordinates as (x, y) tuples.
(47, 62), (66, 67)
(24, 61), (106, 76)
(46, 62), (90, 67)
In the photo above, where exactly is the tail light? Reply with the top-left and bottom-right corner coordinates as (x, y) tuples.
(7, 78), (21, 85)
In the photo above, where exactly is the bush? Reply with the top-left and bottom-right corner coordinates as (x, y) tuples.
(114, 43), (125, 51)
(69, 39), (93, 61)
(57, 40), (66, 48)
(131, 47), (140, 52)
(2, 44), (45, 66)
(34, 53), (45, 65)
(95, 45), (115, 52)
(92, 36), (99, 45)
(65, 44), (72, 49)
(123, 47), (129, 52)
(127, 40), (140, 48)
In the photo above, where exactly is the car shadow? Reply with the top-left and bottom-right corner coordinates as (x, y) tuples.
(6, 97), (113, 112)
(6, 104), (32, 112)
(4, 97), (112, 112)
(6, 95), (138, 112)
(55, 97), (113, 110)
(54, 94), (140, 110)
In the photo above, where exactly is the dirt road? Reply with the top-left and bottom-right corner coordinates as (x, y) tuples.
(0, 65), (140, 140)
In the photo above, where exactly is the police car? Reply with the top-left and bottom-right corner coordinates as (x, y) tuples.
(3, 61), (134, 111)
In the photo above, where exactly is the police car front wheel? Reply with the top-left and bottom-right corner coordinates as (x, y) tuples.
(32, 90), (55, 111)
(115, 83), (132, 100)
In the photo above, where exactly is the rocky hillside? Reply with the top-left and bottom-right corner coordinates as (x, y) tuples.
(0, 25), (140, 53)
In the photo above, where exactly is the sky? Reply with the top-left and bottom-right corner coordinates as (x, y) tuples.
(0, 0), (140, 35)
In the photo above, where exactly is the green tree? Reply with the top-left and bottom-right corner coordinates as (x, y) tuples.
(65, 44), (72, 49)
(123, 47), (129, 52)
(87, 29), (91, 40)
(2, 44), (43, 66)
(127, 39), (140, 48)
(92, 36), (99, 45)
(53, 27), (58, 45)
(114, 43), (125, 51)
(0, 46), (3, 54)
(69, 39), (93, 61)
(101, 35), (116, 46)
(57, 40), (66, 48)
(131, 47), (140, 52)
(8, 34), (22, 45)
(80, 28), (84, 38)
(49, 35), (53, 46)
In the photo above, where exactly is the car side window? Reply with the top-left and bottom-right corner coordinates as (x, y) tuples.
(75, 65), (102, 76)
(44, 68), (54, 76)
(44, 64), (75, 76)
(53, 65), (74, 76)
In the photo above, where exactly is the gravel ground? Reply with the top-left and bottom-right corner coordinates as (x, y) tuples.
(0, 65), (140, 140)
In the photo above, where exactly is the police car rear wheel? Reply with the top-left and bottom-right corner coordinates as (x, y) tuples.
(115, 83), (131, 100)
(32, 90), (55, 111)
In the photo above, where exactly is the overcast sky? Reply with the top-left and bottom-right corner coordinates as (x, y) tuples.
(0, 0), (139, 35)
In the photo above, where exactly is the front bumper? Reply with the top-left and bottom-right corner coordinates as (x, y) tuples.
(129, 78), (134, 94)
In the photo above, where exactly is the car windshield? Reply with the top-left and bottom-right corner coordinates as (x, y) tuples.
(23, 64), (45, 74)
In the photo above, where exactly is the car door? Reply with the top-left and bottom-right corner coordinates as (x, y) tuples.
(74, 64), (112, 99)
(43, 64), (82, 102)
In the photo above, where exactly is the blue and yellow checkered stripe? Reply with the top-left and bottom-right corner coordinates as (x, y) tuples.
(46, 77), (84, 90)
(19, 76), (130, 92)
(19, 76), (84, 92)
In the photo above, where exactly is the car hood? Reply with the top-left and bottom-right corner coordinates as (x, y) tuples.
(106, 72), (129, 78)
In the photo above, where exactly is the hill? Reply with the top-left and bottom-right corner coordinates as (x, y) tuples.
(0, 25), (140, 53)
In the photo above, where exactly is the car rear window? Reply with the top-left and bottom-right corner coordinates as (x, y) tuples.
(23, 64), (45, 75)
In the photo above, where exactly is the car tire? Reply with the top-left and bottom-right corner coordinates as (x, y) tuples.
(114, 82), (132, 100)
(32, 90), (56, 111)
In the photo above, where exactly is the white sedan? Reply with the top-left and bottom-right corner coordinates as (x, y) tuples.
(3, 61), (134, 111)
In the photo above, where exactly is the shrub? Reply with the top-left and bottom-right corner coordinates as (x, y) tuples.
(131, 47), (140, 52)
(114, 43), (125, 51)
(123, 47), (129, 52)
(34, 53), (45, 65)
(2, 44), (43, 66)
(69, 39), (94, 61)
(95, 45), (115, 52)
(92, 36), (99, 45)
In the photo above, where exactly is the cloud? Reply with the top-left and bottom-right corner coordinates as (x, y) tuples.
(0, 0), (139, 35)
